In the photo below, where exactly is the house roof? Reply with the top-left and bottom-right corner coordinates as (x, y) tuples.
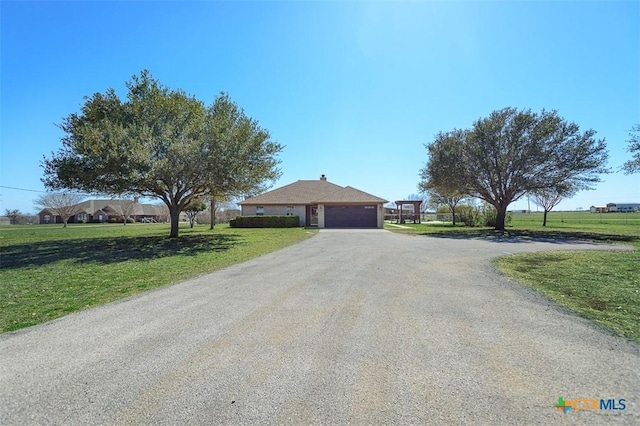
(238, 179), (388, 205)
(39, 199), (164, 216)
(321, 186), (388, 204)
(76, 199), (161, 216)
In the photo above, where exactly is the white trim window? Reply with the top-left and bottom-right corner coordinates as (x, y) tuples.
(286, 205), (294, 216)
(256, 206), (264, 216)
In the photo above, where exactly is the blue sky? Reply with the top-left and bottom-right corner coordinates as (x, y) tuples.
(1, 0), (638, 214)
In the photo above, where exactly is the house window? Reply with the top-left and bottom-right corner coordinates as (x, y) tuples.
(44, 214), (50, 224)
(286, 206), (294, 216)
(256, 206), (264, 216)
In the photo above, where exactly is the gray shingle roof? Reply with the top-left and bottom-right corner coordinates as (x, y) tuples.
(73, 199), (160, 215)
(239, 180), (387, 205)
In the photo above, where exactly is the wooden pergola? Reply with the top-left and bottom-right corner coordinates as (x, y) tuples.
(395, 200), (422, 224)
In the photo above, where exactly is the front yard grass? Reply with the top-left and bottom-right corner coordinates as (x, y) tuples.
(0, 223), (316, 333)
(385, 214), (639, 342)
(496, 249), (639, 342)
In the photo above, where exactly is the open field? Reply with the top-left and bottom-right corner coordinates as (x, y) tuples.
(510, 210), (640, 233)
(385, 211), (640, 342)
(392, 210), (640, 235)
(0, 223), (316, 333)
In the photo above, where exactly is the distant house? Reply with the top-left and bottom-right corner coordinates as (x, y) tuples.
(38, 199), (170, 224)
(238, 175), (388, 228)
(589, 206), (608, 213)
(606, 202), (640, 213)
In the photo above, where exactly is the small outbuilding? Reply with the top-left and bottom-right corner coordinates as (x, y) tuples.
(395, 200), (422, 224)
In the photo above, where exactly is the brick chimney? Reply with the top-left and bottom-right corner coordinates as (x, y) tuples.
(320, 174), (327, 181)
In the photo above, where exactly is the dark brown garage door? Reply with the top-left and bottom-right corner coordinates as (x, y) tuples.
(324, 205), (377, 228)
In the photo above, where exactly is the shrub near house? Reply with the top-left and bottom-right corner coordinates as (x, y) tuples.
(230, 216), (300, 228)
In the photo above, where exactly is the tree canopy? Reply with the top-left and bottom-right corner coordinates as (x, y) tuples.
(184, 198), (207, 228)
(420, 107), (608, 231)
(42, 71), (283, 237)
(421, 188), (466, 226)
(530, 184), (576, 227)
(622, 124), (640, 174)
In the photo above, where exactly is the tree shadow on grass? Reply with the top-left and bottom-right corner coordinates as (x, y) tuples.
(0, 234), (242, 269)
(419, 229), (639, 244)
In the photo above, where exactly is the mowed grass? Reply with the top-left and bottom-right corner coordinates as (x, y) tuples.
(0, 223), (317, 333)
(387, 211), (640, 342)
(496, 250), (639, 341)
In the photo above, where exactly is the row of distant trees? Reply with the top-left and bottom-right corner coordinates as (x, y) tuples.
(41, 70), (282, 237)
(3, 209), (38, 225)
(418, 108), (639, 230)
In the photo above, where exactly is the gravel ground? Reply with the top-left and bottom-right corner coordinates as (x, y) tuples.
(1, 229), (638, 425)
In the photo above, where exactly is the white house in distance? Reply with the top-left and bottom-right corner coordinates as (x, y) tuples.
(238, 175), (388, 228)
(590, 203), (640, 213)
(606, 203), (640, 212)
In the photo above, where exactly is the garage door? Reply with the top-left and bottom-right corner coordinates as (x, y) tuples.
(324, 205), (377, 228)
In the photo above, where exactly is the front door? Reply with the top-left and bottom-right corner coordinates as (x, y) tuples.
(307, 205), (318, 226)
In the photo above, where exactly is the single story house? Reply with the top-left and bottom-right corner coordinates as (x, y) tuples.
(238, 175), (388, 228)
(589, 206), (608, 213)
(39, 199), (170, 224)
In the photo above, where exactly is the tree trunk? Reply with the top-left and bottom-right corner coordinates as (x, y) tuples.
(451, 205), (456, 226)
(209, 197), (216, 230)
(495, 204), (508, 231)
(543, 210), (548, 227)
(169, 206), (180, 238)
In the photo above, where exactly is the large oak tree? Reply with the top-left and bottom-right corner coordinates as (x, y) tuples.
(42, 71), (282, 237)
(420, 108), (608, 231)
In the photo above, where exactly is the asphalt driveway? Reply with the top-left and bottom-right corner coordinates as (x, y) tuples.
(1, 229), (638, 424)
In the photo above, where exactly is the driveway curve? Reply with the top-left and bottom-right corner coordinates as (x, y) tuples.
(1, 230), (638, 424)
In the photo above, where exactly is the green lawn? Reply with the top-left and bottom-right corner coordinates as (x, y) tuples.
(386, 211), (640, 342)
(0, 223), (316, 333)
(3, 214), (638, 341)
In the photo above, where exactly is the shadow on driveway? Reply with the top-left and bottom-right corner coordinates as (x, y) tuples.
(419, 229), (638, 245)
(0, 234), (242, 270)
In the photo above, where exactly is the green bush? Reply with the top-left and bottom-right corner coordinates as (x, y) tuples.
(229, 215), (300, 228)
(456, 204), (513, 228)
(457, 205), (482, 227)
(480, 204), (497, 227)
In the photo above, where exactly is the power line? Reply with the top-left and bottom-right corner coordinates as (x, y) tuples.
(0, 185), (46, 193)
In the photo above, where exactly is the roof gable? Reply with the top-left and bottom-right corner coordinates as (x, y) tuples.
(238, 180), (344, 205)
(239, 180), (387, 205)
